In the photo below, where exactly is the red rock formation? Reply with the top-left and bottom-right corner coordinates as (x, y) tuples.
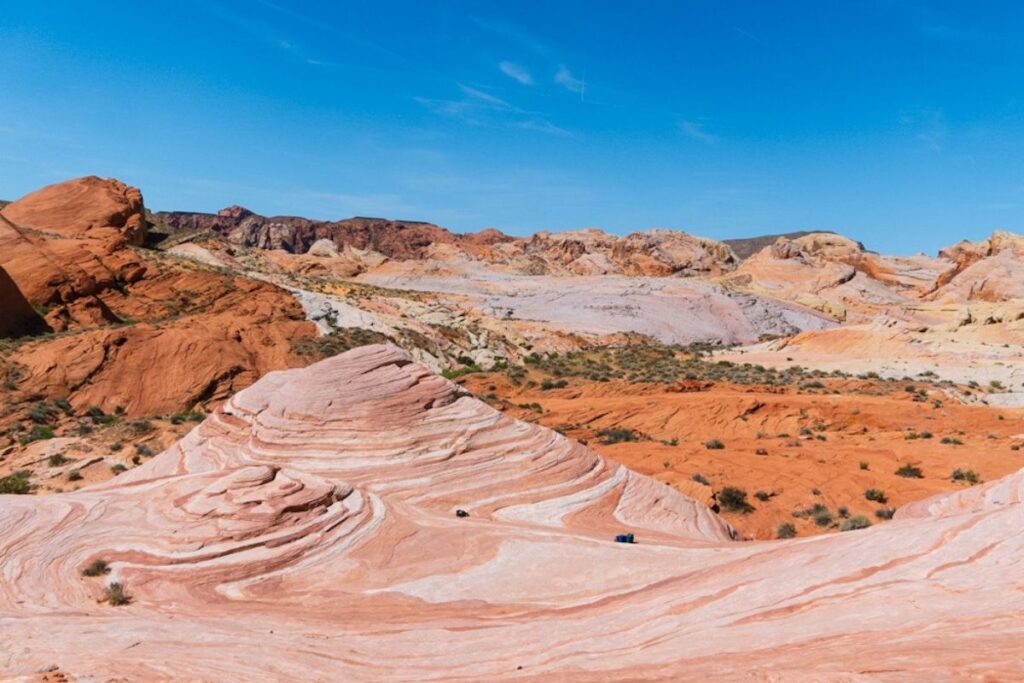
(155, 207), (738, 276)
(1, 345), (1021, 680)
(0, 177), (317, 416)
(154, 207), (513, 258)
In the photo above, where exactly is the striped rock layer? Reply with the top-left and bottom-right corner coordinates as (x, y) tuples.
(1, 345), (1022, 681)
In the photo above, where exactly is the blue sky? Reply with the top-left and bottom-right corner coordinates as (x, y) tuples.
(2, 1), (1023, 254)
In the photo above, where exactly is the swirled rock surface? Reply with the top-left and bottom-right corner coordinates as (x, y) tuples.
(2, 344), (1022, 681)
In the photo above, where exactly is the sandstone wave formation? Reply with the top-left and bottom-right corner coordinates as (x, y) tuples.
(1, 345), (1022, 680)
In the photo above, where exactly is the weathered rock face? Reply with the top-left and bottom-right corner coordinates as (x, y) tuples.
(0, 177), (317, 416)
(2, 175), (146, 245)
(487, 227), (737, 276)
(1, 345), (1022, 680)
(156, 206), (739, 277)
(154, 207), (513, 258)
(928, 230), (1024, 302)
(0, 178), (149, 311)
(724, 232), (955, 321)
(0, 265), (47, 337)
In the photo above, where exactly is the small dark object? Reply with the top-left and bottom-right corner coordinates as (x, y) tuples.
(614, 533), (635, 544)
(455, 509), (469, 518)
(82, 559), (110, 577)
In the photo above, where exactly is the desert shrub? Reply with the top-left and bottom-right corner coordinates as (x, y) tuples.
(53, 397), (73, 415)
(704, 438), (725, 450)
(87, 406), (117, 425)
(27, 402), (59, 424)
(597, 427), (642, 445)
(839, 515), (872, 531)
(170, 411), (204, 425)
(48, 454), (68, 467)
(292, 327), (390, 359)
(859, 461), (870, 470)
(135, 443), (154, 457)
(111, 464), (127, 474)
(102, 582), (131, 606)
(67, 469), (83, 481)
(718, 486), (753, 513)
(19, 424), (54, 445)
(0, 472), (31, 494)
(940, 436), (963, 446)
(441, 366), (479, 380)
(777, 522), (797, 539)
(951, 468), (980, 484)
(754, 490), (771, 502)
(895, 464), (924, 478)
(864, 488), (887, 503)
(540, 378), (568, 391)
(837, 506), (849, 518)
(127, 419), (154, 434)
(691, 473), (710, 486)
(812, 509), (834, 527)
(875, 507), (895, 519)
(82, 559), (110, 577)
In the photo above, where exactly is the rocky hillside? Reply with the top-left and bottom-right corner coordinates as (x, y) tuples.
(153, 205), (512, 259)
(155, 206), (740, 276)
(723, 229), (842, 260)
(0, 177), (317, 417)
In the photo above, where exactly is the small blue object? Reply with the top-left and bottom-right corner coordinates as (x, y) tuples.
(614, 533), (636, 544)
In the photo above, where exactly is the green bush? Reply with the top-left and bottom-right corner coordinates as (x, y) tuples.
(718, 486), (753, 513)
(82, 559), (110, 577)
(839, 515), (872, 531)
(777, 522), (797, 539)
(705, 439), (725, 450)
(813, 509), (834, 527)
(864, 488), (887, 503)
(691, 473), (710, 486)
(0, 472), (31, 494)
(951, 468), (980, 484)
(102, 582), (131, 606)
(19, 424), (54, 445)
(597, 427), (642, 445)
(875, 507), (895, 519)
(895, 464), (924, 478)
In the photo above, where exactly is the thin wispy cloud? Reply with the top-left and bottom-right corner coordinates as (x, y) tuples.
(678, 120), (718, 144)
(901, 108), (947, 153)
(473, 17), (552, 58)
(415, 83), (570, 137)
(555, 65), (585, 97)
(518, 120), (573, 137)
(414, 84), (519, 121)
(499, 61), (533, 85)
(459, 85), (517, 111)
(732, 26), (770, 48)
